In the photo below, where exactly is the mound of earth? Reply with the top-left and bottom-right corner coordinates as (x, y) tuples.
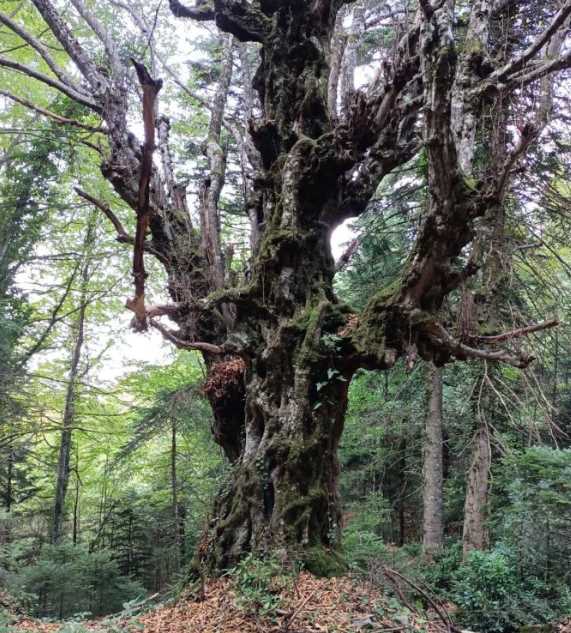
(5, 572), (453, 632)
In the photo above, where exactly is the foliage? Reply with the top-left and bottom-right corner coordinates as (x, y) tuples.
(494, 447), (571, 584)
(10, 542), (144, 619)
(227, 554), (294, 619)
(450, 545), (571, 633)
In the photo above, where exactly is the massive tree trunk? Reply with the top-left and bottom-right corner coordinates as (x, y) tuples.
(204, 358), (351, 571)
(422, 363), (444, 556)
(14, 0), (568, 573)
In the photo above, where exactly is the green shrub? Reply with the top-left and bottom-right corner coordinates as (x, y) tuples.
(228, 554), (293, 619)
(452, 548), (521, 633)
(15, 542), (145, 619)
(420, 541), (462, 594)
(0, 610), (17, 633)
(495, 448), (571, 585)
(450, 546), (571, 633)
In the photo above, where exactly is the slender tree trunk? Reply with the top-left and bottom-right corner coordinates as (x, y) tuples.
(398, 436), (407, 547)
(200, 34), (234, 291)
(0, 448), (14, 544)
(340, 3), (365, 115)
(170, 418), (183, 569)
(327, 7), (347, 116)
(462, 419), (491, 558)
(51, 219), (94, 544)
(422, 363), (444, 556)
(51, 303), (86, 544)
(72, 453), (80, 545)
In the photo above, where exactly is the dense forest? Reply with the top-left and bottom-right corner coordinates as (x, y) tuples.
(1, 0), (570, 632)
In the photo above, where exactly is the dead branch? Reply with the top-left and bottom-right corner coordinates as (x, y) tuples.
(149, 319), (223, 355)
(74, 187), (168, 265)
(384, 567), (459, 633)
(0, 90), (105, 133)
(470, 319), (559, 344)
(126, 60), (163, 329)
(431, 323), (534, 369)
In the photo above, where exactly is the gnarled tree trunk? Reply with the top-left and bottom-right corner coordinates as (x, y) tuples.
(13, 0), (568, 574)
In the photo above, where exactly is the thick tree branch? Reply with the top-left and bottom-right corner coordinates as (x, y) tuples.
(170, 0), (270, 42)
(69, 0), (121, 75)
(168, 0), (215, 20)
(507, 50), (571, 89)
(492, 1), (571, 82)
(429, 324), (534, 369)
(30, 0), (106, 93)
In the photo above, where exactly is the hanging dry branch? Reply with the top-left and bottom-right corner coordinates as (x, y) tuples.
(126, 60), (163, 330)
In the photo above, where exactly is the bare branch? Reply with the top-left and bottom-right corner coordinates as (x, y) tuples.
(74, 187), (130, 240)
(0, 56), (99, 111)
(149, 318), (223, 354)
(74, 187), (169, 265)
(0, 90), (105, 133)
(469, 320), (559, 344)
(0, 10), (77, 87)
(430, 324), (534, 369)
(492, 1), (571, 82)
(508, 50), (571, 89)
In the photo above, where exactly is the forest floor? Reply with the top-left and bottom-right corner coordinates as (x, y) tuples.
(4, 576), (571, 633)
(2, 572), (457, 632)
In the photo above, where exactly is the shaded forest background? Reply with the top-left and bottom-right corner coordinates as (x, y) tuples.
(1, 1), (570, 632)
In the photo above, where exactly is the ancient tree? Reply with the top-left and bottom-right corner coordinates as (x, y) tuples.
(1, 0), (569, 571)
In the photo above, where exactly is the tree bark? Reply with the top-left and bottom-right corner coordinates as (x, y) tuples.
(17, 0), (569, 574)
(422, 363), (444, 556)
(200, 34), (234, 291)
(462, 420), (491, 558)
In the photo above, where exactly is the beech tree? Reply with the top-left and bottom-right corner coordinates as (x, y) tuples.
(1, 0), (569, 573)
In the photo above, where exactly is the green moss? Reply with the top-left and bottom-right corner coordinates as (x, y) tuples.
(463, 37), (484, 56)
(463, 175), (479, 192)
(303, 546), (347, 577)
(297, 300), (329, 366)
